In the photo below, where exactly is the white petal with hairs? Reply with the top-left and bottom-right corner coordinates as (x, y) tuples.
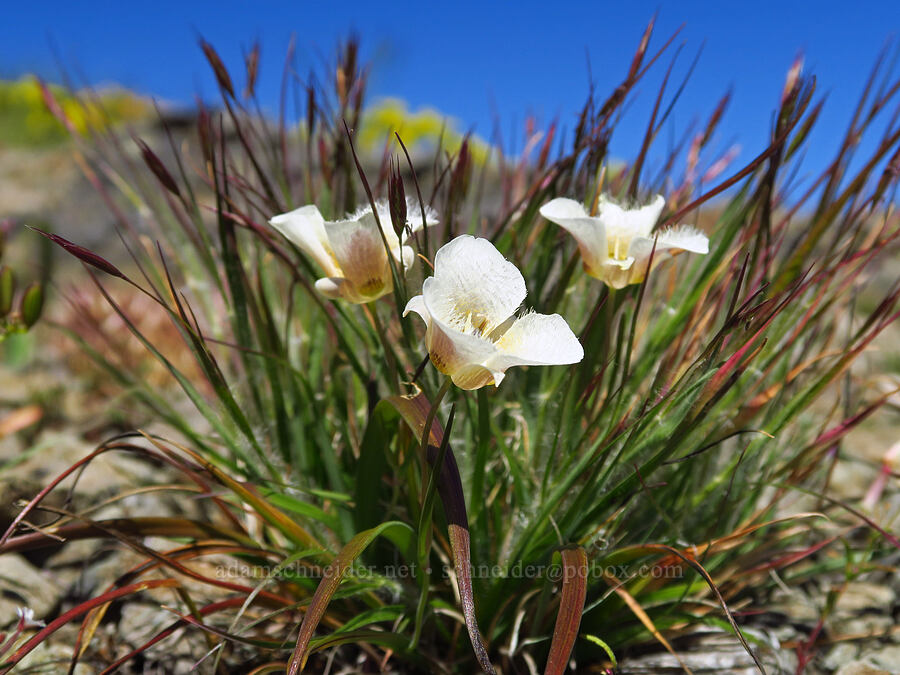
(404, 235), (583, 390)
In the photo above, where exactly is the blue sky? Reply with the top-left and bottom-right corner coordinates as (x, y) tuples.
(2, 0), (898, 178)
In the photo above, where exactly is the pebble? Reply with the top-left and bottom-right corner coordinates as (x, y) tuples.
(0, 554), (61, 624)
(834, 663), (892, 675)
(864, 645), (900, 672)
(836, 581), (896, 613)
(825, 643), (862, 670)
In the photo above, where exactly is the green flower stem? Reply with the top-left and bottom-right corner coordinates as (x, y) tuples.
(410, 376), (453, 648)
(468, 387), (491, 524)
(366, 302), (400, 394)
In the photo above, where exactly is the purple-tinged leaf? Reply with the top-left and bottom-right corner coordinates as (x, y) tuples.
(386, 392), (497, 675)
(544, 547), (588, 675)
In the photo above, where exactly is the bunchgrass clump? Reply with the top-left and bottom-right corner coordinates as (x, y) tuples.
(2, 23), (899, 674)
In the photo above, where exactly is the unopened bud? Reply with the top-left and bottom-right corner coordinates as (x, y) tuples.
(0, 266), (14, 317)
(388, 158), (407, 239)
(21, 282), (44, 328)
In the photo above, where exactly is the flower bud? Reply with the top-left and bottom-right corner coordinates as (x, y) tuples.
(388, 158), (407, 239)
(0, 266), (14, 317)
(21, 282), (44, 328)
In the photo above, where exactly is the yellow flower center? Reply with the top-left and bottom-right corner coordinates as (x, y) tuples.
(449, 302), (493, 337)
(608, 235), (629, 261)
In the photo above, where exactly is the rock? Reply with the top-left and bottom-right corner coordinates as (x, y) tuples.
(836, 581), (896, 613)
(834, 663), (891, 675)
(865, 645), (900, 671)
(0, 553), (61, 625)
(830, 460), (879, 501)
(118, 603), (168, 644)
(615, 630), (789, 674)
(16, 640), (94, 675)
(824, 643), (862, 671)
(830, 615), (894, 636)
(770, 588), (821, 622)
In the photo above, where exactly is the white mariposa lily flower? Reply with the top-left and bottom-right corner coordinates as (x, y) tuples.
(268, 200), (438, 303)
(403, 235), (584, 390)
(539, 195), (709, 289)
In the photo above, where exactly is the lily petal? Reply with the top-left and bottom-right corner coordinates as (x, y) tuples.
(654, 225), (709, 254)
(269, 205), (341, 277)
(404, 198), (439, 238)
(594, 194), (665, 250)
(315, 277), (351, 300)
(400, 245), (417, 272)
(424, 311), (499, 390)
(628, 225), (709, 271)
(424, 235), (527, 336)
(406, 291), (499, 389)
(539, 198), (608, 272)
(325, 216), (392, 301)
(489, 312), (584, 376)
(612, 194), (666, 238)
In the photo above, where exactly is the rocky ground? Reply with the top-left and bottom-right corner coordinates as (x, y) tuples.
(1, 132), (899, 673)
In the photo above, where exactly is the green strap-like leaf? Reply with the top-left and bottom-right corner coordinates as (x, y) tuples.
(287, 520), (413, 674)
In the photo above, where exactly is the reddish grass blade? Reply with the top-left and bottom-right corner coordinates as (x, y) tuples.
(97, 596), (253, 675)
(386, 392), (497, 675)
(142, 433), (325, 551)
(35, 78), (77, 134)
(544, 547), (588, 675)
(287, 521), (412, 674)
(0, 578), (180, 672)
(0, 516), (252, 555)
